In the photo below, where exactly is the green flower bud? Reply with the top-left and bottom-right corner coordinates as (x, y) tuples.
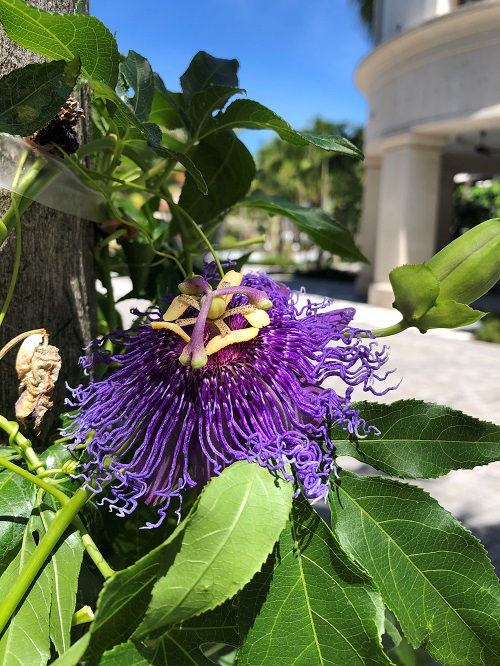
(426, 218), (500, 305)
(389, 264), (439, 322)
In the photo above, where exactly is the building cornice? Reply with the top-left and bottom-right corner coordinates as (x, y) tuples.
(356, 1), (500, 95)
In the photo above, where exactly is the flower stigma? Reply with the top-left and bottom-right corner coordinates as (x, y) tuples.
(151, 270), (272, 368)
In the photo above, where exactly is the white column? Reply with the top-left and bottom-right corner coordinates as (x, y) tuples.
(355, 155), (381, 298)
(368, 134), (446, 308)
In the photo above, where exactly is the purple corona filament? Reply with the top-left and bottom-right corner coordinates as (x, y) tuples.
(65, 273), (392, 527)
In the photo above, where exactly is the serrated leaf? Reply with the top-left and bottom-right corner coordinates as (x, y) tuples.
(99, 642), (150, 665)
(416, 300), (486, 331)
(0, 518), (52, 665)
(119, 50), (154, 122)
(0, 0), (119, 86)
(177, 132), (255, 228)
(180, 51), (239, 104)
(134, 462), (292, 636)
(210, 99), (363, 158)
(239, 194), (368, 262)
(35, 499), (84, 657)
(333, 400), (500, 479)
(238, 495), (391, 666)
(0, 467), (36, 569)
(330, 471), (500, 666)
(0, 56), (80, 135)
(140, 601), (239, 666)
(188, 84), (245, 138)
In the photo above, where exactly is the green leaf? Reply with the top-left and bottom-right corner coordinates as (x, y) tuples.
(0, 56), (80, 135)
(0, 467), (36, 570)
(389, 264), (440, 322)
(140, 602), (239, 665)
(35, 499), (84, 657)
(50, 634), (89, 666)
(99, 642), (150, 665)
(0, 0), (119, 86)
(184, 84), (244, 137)
(211, 99), (364, 158)
(88, 79), (206, 193)
(333, 400), (500, 479)
(238, 495), (391, 666)
(180, 51), (239, 104)
(149, 74), (184, 131)
(330, 471), (500, 666)
(416, 300), (486, 331)
(0, 518), (52, 665)
(134, 461), (292, 636)
(239, 194), (368, 262)
(119, 50), (154, 122)
(177, 132), (255, 228)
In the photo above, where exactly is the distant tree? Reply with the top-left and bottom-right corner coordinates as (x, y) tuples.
(254, 118), (364, 235)
(349, 0), (375, 38)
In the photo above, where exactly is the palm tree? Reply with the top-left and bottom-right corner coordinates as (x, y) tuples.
(349, 0), (375, 38)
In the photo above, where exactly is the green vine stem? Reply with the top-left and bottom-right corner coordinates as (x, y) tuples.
(0, 456), (114, 581)
(0, 412), (46, 473)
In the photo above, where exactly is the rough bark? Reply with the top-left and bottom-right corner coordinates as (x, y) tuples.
(0, 0), (96, 425)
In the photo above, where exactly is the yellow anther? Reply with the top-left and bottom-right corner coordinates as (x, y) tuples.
(217, 270), (243, 307)
(243, 309), (270, 328)
(163, 295), (198, 322)
(152, 321), (191, 343)
(205, 327), (259, 355)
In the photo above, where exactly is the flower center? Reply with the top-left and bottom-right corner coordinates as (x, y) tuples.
(151, 270), (272, 368)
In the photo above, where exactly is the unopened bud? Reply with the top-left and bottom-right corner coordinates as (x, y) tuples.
(427, 218), (500, 305)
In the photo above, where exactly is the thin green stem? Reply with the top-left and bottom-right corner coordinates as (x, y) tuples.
(370, 320), (411, 338)
(0, 486), (94, 636)
(0, 156), (56, 245)
(0, 195), (22, 328)
(166, 196), (224, 278)
(213, 234), (266, 250)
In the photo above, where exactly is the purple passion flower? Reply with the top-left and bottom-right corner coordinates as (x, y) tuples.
(65, 272), (390, 527)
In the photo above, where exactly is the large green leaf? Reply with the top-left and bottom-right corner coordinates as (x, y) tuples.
(148, 74), (184, 131)
(210, 99), (364, 158)
(35, 499), (84, 657)
(0, 56), (80, 135)
(177, 132), (255, 229)
(0, 518), (52, 665)
(0, 466), (36, 570)
(0, 0), (119, 86)
(188, 84), (244, 139)
(330, 471), (500, 666)
(238, 495), (391, 666)
(79, 463), (290, 662)
(135, 461), (293, 636)
(180, 51), (239, 104)
(239, 194), (368, 262)
(333, 400), (500, 479)
(119, 50), (154, 122)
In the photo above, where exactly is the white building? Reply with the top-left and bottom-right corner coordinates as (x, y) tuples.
(356, 0), (500, 307)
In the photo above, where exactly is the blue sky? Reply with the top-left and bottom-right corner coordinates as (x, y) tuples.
(90, 1), (372, 154)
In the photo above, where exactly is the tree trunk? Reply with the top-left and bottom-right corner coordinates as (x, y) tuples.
(0, 0), (96, 426)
